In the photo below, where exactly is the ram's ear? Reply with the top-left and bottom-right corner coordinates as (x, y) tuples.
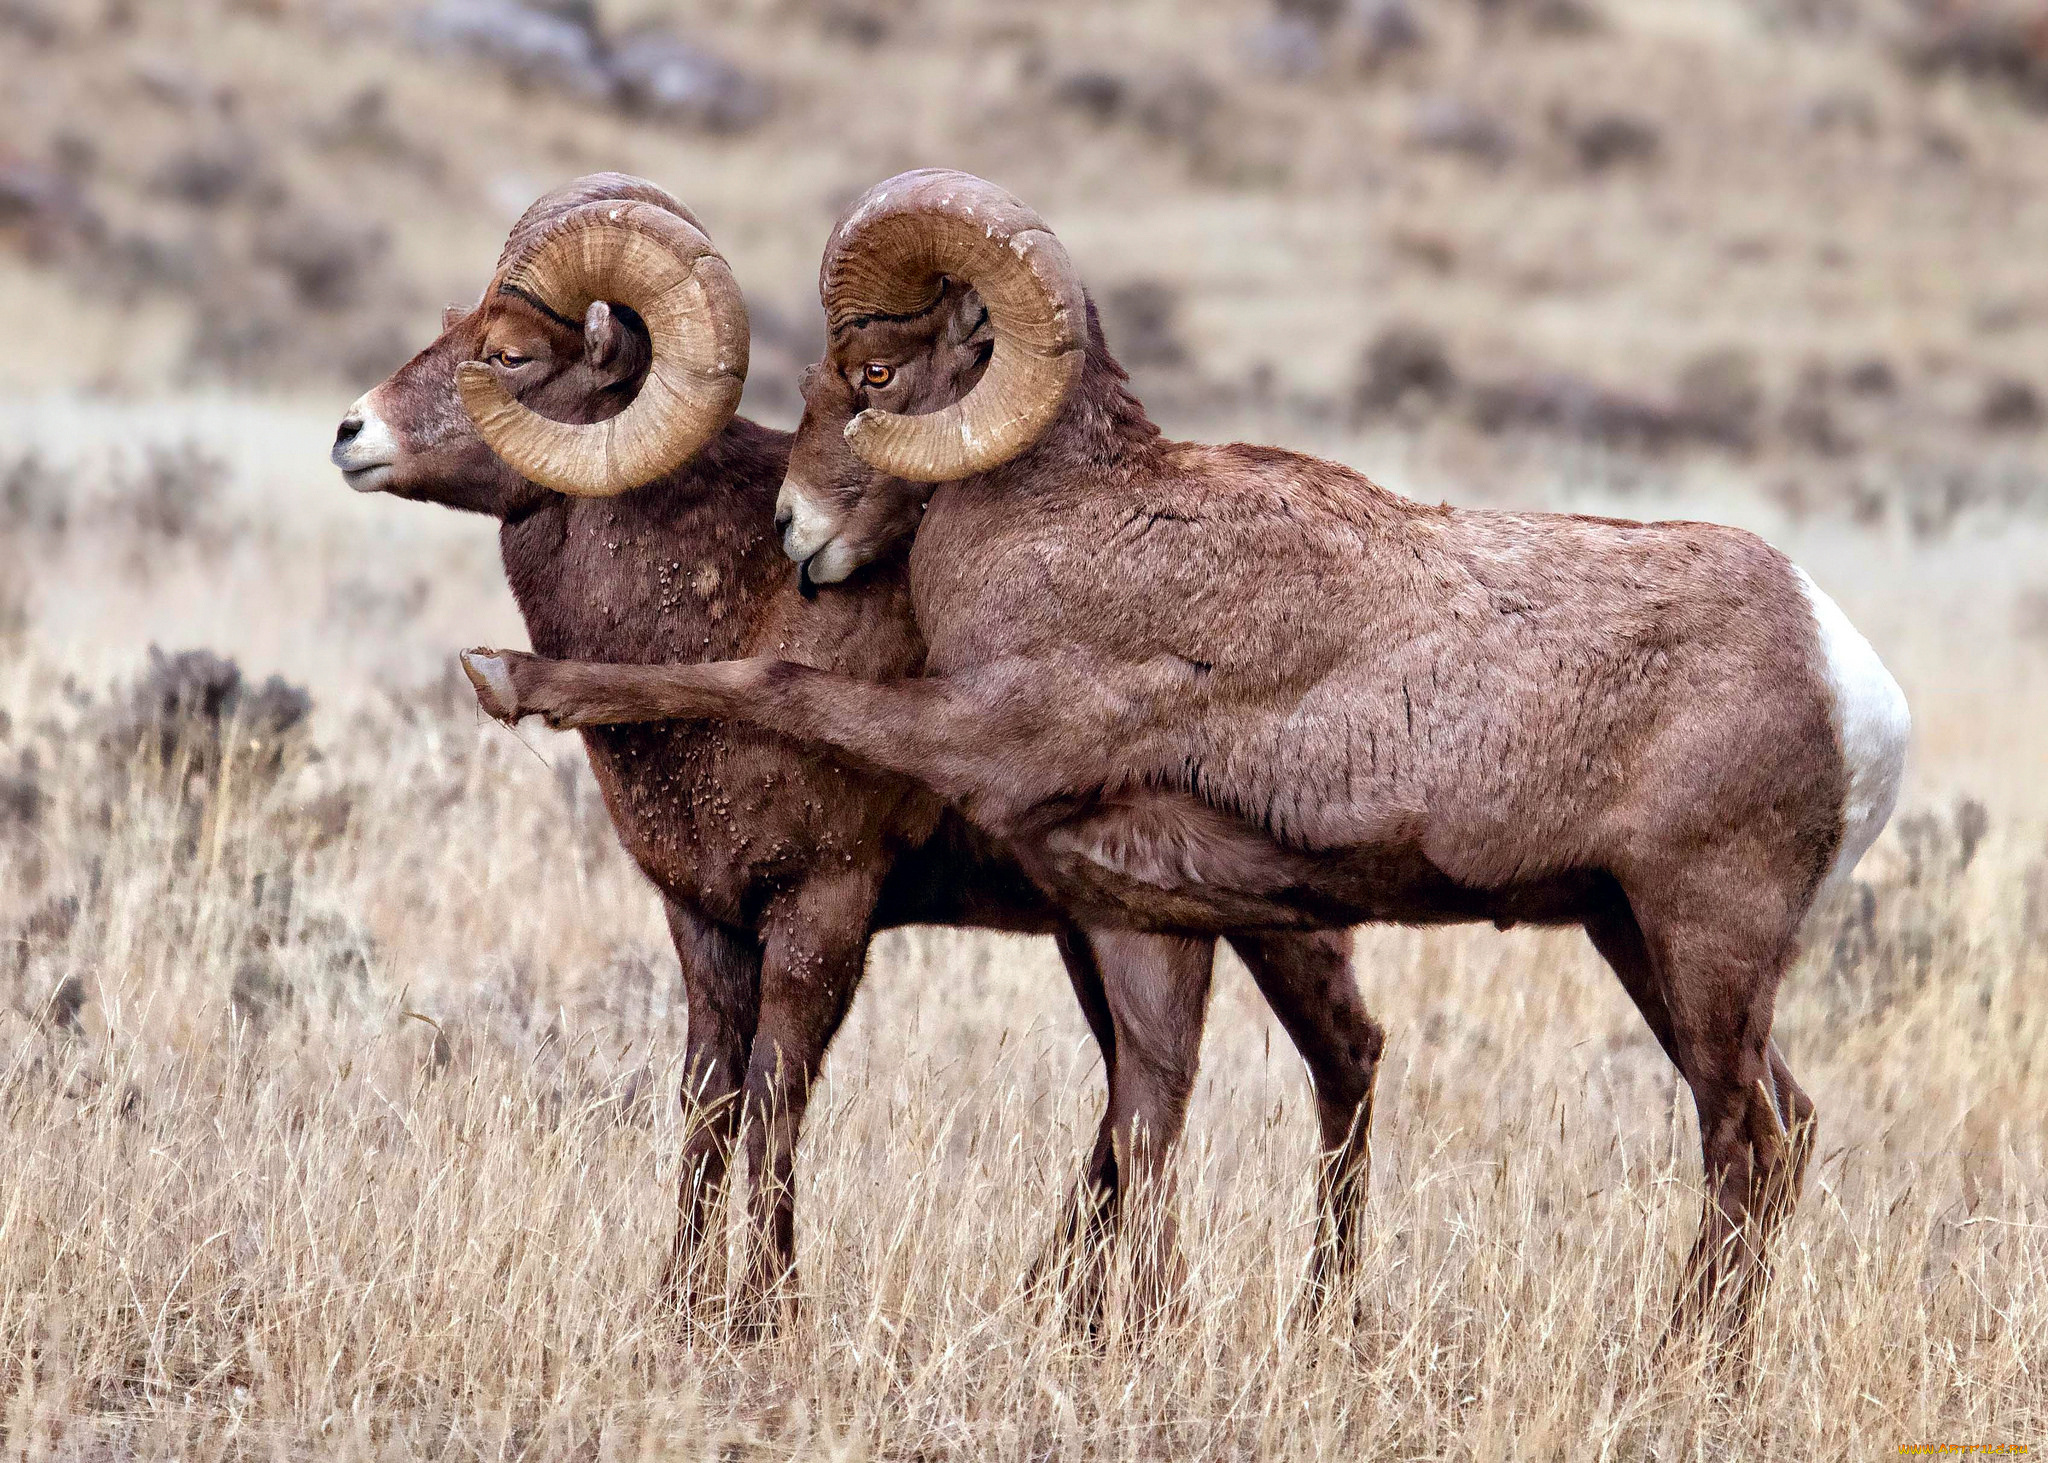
(941, 283), (995, 398)
(442, 304), (467, 331)
(942, 282), (994, 350)
(583, 300), (634, 376)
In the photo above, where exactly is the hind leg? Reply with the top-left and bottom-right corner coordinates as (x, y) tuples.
(1228, 929), (1383, 1301)
(1624, 871), (1816, 1327)
(1764, 1039), (1816, 1203)
(1590, 896), (1818, 1232)
(1755, 1037), (1816, 1249)
(1585, 898), (1679, 1066)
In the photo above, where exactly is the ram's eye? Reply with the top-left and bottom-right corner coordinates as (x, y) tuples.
(489, 350), (530, 368)
(862, 363), (895, 388)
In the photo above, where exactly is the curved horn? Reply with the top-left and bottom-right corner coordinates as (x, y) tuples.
(457, 198), (748, 497)
(821, 170), (1085, 483)
(496, 172), (709, 270)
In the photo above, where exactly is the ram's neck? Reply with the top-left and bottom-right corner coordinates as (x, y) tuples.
(989, 303), (1165, 497)
(499, 417), (794, 666)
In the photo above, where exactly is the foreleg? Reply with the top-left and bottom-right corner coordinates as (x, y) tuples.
(1085, 929), (1215, 1330)
(1228, 929), (1382, 1303)
(733, 869), (883, 1334)
(462, 648), (1129, 818)
(658, 899), (759, 1313)
(1027, 925), (1123, 1306)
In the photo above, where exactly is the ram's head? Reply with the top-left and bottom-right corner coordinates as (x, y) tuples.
(775, 170), (1087, 586)
(332, 173), (748, 517)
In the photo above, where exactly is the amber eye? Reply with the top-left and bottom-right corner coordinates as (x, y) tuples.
(862, 363), (895, 388)
(489, 349), (530, 368)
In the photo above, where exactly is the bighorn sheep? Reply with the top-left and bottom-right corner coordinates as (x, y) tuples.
(461, 169), (1912, 1320)
(334, 174), (1380, 1322)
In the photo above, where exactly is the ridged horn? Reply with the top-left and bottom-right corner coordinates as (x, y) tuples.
(820, 169), (1085, 483)
(496, 173), (709, 271)
(457, 192), (747, 497)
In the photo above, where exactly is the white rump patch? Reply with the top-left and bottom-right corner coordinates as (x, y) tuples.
(1796, 568), (1910, 903)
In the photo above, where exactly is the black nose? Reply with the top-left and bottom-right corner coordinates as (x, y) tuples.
(774, 504), (793, 537)
(335, 413), (363, 448)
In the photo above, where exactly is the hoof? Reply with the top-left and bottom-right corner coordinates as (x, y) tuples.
(461, 649), (520, 723)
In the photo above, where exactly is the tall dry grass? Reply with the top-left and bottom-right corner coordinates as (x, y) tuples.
(2, 412), (2046, 1459)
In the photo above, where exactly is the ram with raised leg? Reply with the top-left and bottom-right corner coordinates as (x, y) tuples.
(338, 174), (1378, 1328)
(462, 168), (1910, 1326)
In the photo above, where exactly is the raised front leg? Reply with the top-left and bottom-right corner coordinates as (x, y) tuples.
(658, 899), (760, 1314)
(461, 649), (1126, 822)
(733, 868), (886, 1335)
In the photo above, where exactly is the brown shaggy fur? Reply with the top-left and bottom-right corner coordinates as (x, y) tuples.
(337, 178), (1381, 1323)
(467, 280), (1869, 1321)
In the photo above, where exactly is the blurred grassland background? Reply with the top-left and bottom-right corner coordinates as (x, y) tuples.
(1, 0), (2046, 1457)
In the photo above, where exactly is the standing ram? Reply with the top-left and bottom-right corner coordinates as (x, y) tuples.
(461, 169), (1911, 1322)
(334, 174), (1381, 1325)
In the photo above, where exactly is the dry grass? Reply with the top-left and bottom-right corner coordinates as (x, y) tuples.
(4, 1), (2047, 1450)
(2, 411), (2046, 1459)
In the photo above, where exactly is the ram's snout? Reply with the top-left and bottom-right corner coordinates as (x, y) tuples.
(774, 476), (855, 585)
(331, 394), (399, 493)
